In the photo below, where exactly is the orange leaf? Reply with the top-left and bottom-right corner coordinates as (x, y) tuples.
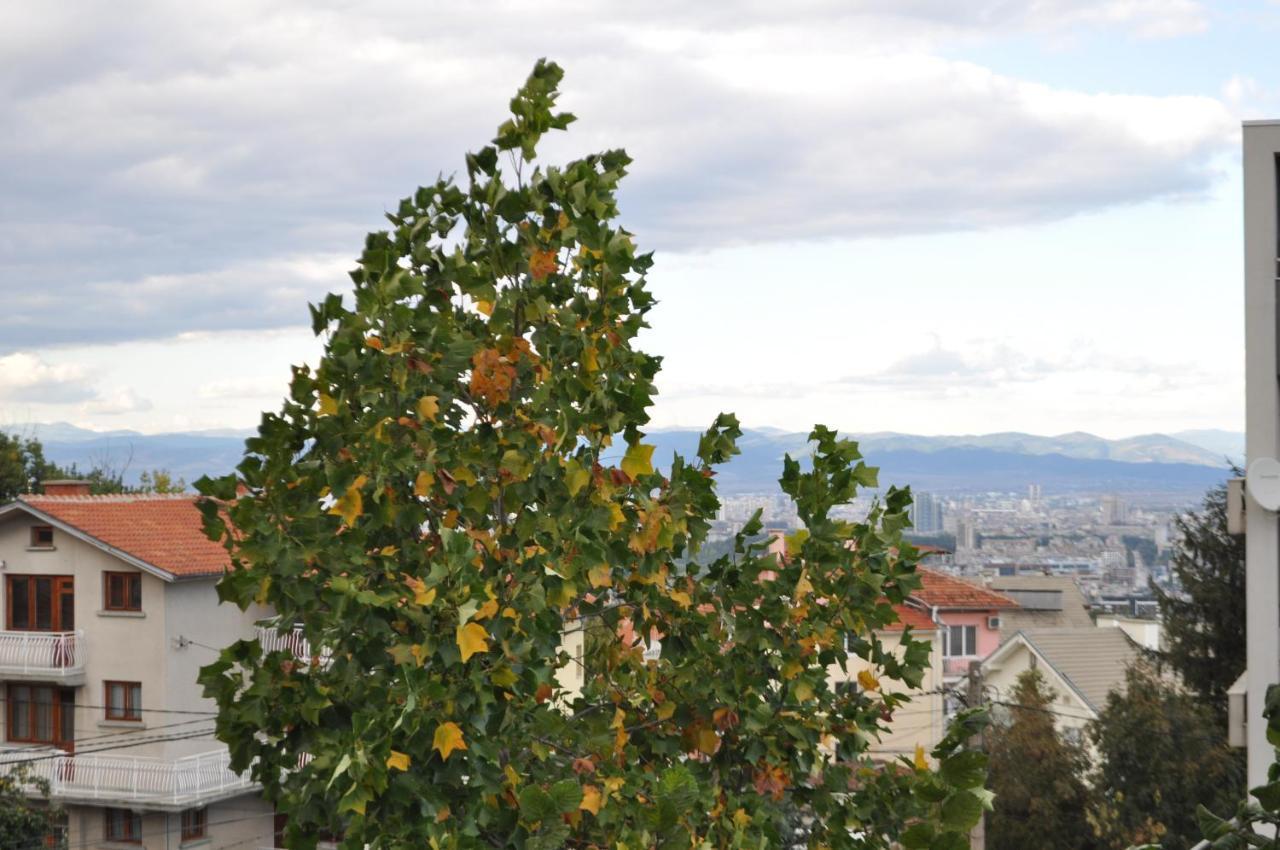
(386, 750), (411, 771)
(857, 670), (880, 692)
(529, 249), (558, 280)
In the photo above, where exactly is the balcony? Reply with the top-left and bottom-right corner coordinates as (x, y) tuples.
(943, 656), (979, 680)
(0, 746), (257, 811)
(256, 625), (333, 668)
(0, 631), (86, 685)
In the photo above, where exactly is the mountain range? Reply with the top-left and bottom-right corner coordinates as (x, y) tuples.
(4, 421), (1239, 497)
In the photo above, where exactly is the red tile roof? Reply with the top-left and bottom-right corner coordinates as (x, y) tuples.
(911, 568), (1017, 610)
(16, 495), (229, 579)
(884, 604), (937, 631)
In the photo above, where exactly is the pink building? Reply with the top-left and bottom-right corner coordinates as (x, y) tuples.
(906, 568), (1017, 681)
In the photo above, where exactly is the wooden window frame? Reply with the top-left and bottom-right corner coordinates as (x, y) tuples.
(29, 525), (54, 549)
(5, 574), (74, 631)
(104, 808), (142, 844)
(6, 684), (75, 748)
(103, 572), (142, 612)
(180, 807), (207, 841)
(104, 681), (142, 722)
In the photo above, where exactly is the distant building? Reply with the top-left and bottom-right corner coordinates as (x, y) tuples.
(910, 492), (944, 534)
(1101, 495), (1129, 525)
(985, 575), (1093, 631)
(1027, 484), (1041, 504)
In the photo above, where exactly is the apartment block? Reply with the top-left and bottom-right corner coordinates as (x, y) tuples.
(0, 481), (275, 849)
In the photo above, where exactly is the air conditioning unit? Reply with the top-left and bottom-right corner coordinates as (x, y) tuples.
(987, 616), (1002, 630)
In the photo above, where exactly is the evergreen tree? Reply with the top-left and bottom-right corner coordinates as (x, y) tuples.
(1090, 662), (1243, 850)
(986, 669), (1097, 850)
(1152, 476), (1245, 719)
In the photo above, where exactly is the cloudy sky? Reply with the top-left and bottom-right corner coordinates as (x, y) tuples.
(1, 1), (1274, 438)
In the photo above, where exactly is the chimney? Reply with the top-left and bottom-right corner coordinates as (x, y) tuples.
(42, 480), (92, 497)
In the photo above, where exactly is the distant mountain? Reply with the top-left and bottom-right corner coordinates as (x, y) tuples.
(1170, 429), (1244, 464)
(2, 423), (1233, 496)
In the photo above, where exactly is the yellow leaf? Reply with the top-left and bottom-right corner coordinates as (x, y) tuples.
(606, 503), (625, 531)
(404, 576), (437, 607)
(564, 458), (590, 497)
(380, 545), (399, 556)
(491, 665), (518, 688)
(656, 701), (676, 721)
(733, 808), (751, 828)
(328, 483), (364, 526)
(504, 764), (521, 788)
(474, 598), (499, 621)
(456, 622), (489, 662)
(580, 785), (603, 815)
(794, 680), (814, 702)
(583, 345), (599, 373)
(386, 750), (411, 771)
(781, 660), (803, 681)
(475, 299), (494, 316)
(317, 393), (338, 416)
(621, 443), (655, 480)
(668, 589), (692, 609)
(602, 776), (625, 794)
(794, 568), (813, 602)
(433, 722), (467, 761)
(914, 744), (928, 772)
(857, 670), (880, 692)
(588, 564), (612, 589)
(417, 395), (440, 421)
(414, 470), (432, 498)
(697, 727), (720, 756)
(452, 466), (478, 486)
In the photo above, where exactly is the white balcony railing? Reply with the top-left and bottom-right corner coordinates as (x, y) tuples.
(0, 747), (256, 808)
(0, 631), (86, 681)
(256, 625), (333, 667)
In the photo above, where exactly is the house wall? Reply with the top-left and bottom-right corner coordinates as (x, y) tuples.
(1244, 119), (1280, 789)
(980, 642), (1095, 753)
(829, 628), (946, 760)
(0, 514), (169, 758)
(1095, 615), (1161, 651)
(66, 795), (275, 850)
(936, 610), (1001, 675)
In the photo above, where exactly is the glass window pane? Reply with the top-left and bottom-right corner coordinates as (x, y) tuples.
(10, 578), (29, 629)
(34, 687), (53, 741)
(11, 686), (30, 739)
(35, 578), (52, 630)
(108, 683), (124, 716)
(130, 684), (141, 717)
(108, 575), (123, 609)
(60, 690), (75, 744)
(128, 575), (141, 610)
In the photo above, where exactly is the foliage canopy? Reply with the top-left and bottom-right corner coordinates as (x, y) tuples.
(197, 60), (986, 849)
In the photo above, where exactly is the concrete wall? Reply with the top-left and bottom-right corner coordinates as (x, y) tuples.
(1244, 120), (1280, 788)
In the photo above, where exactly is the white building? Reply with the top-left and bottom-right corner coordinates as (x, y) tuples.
(0, 482), (277, 849)
(1243, 120), (1280, 788)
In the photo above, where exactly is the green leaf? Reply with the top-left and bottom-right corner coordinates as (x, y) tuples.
(940, 790), (984, 832)
(621, 442), (655, 479)
(548, 778), (583, 813)
(939, 750), (987, 790)
(519, 786), (558, 823)
(900, 822), (934, 848)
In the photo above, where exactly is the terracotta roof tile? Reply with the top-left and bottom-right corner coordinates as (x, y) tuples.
(17, 494), (228, 578)
(911, 568), (1017, 610)
(884, 604), (937, 632)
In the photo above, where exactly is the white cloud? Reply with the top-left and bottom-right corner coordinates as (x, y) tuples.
(0, 1), (1235, 351)
(0, 353), (95, 403)
(197, 376), (288, 400)
(81, 387), (154, 416)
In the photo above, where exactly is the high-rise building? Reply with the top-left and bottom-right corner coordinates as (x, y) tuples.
(1100, 494), (1128, 525)
(910, 492), (944, 534)
(1028, 483), (1042, 504)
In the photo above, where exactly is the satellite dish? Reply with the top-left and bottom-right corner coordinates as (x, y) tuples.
(1247, 457), (1280, 511)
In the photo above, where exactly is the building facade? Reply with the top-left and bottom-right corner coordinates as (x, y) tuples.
(0, 483), (275, 849)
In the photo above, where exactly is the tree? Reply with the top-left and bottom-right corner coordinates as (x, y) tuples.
(0, 763), (64, 849)
(0, 432), (57, 500)
(985, 669), (1097, 850)
(1089, 662), (1243, 850)
(196, 60), (988, 849)
(1152, 476), (1245, 719)
(135, 469), (186, 494)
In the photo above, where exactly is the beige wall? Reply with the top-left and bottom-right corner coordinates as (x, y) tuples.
(980, 641), (1095, 755)
(66, 795), (275, 850)
(829, 628), (946, 760)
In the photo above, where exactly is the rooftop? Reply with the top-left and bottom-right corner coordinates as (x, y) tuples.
(10, 494), (229, 579)
(911, 568), (1017, 611)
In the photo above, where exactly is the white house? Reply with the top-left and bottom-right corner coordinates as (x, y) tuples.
(0, 482), (276, 849)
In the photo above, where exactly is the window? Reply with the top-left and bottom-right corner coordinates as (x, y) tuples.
(104, 808), (142, 843)
(103, 572), (142, 612)
(6, 575), (74, 631)
(104, 681), (142, 721)
(7, 685), (74, 747)
(181, 808), (207, 841)
(29, 525), (54, 548)
(944, 624), (977, 657)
